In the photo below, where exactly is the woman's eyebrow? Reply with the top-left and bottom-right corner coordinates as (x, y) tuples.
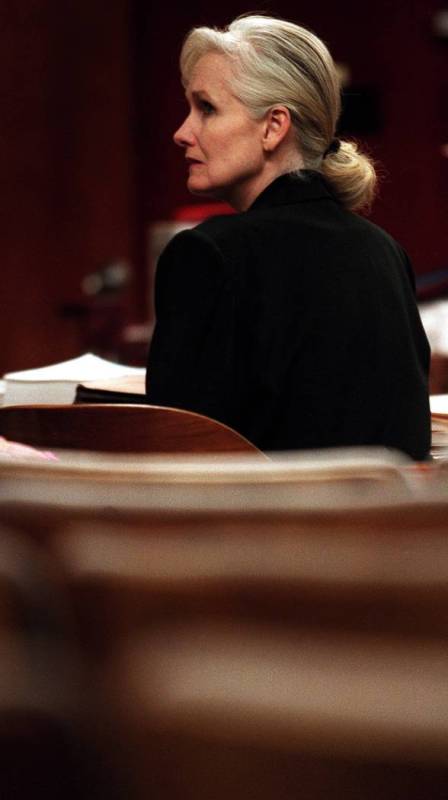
(191, 89), (214, 101)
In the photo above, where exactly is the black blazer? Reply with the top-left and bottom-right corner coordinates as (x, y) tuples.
(146, 171), (431, 460)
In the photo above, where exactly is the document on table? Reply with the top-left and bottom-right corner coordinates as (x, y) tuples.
(430, 395), (448, 416)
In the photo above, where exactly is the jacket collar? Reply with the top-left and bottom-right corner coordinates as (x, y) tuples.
(249, 170), (337, 211)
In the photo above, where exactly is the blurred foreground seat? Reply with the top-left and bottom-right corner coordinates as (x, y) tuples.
(1, 446), (447, 797)
(0, 525), (140, 799)
(0, 527), (106, 799)
(0, 447), (415, 544)
(53, 518), (448, 800)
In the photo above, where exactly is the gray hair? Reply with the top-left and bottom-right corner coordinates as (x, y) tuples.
(180, 15), (377, 212)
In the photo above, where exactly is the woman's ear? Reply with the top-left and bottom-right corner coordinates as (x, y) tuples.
(262, 106), (292, 152)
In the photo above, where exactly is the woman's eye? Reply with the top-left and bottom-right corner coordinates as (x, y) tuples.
(200, 100), (215, 116)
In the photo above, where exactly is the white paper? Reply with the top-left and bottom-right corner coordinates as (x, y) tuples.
(419, 300), (448, 355)
(3, 353), (145, 406)
(430, 394), (448, 415)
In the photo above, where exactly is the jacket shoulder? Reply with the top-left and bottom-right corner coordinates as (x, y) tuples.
(164, 213), (252, 267)
(194, 211), (249, 242)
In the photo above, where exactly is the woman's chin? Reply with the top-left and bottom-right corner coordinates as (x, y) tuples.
(187, 178), (218, 198)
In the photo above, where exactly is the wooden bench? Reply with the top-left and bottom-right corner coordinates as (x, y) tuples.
(0, 403), (263, 455)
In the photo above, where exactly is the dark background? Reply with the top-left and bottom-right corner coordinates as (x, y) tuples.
(2, 0), (447, 374)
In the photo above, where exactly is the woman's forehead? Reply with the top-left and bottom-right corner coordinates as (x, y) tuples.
(187, 52), (234, 94)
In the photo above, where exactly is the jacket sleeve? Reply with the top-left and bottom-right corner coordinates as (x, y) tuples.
(146, 227), (238, 426)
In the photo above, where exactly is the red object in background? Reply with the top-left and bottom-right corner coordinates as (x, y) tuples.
(173, 203), (235, 221)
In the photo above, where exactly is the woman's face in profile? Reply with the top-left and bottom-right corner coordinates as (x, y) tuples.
(174, 52), (267, 211)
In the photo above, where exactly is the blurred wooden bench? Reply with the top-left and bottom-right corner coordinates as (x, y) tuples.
(1, 449), (448, 798)
(0, 446), (415, 545)
(0, 527), (102, 799)
(53, 519), (448, 799)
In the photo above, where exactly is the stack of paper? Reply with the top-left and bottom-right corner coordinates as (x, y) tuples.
(3, 353), (145, 406)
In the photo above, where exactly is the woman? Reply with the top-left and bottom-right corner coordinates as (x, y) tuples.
(146, 14), (430, 460)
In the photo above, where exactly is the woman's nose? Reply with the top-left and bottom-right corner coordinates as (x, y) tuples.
(173, 116), (195, 148)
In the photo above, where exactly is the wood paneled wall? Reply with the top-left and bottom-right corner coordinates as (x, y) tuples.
(1, 1), (137, 373)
